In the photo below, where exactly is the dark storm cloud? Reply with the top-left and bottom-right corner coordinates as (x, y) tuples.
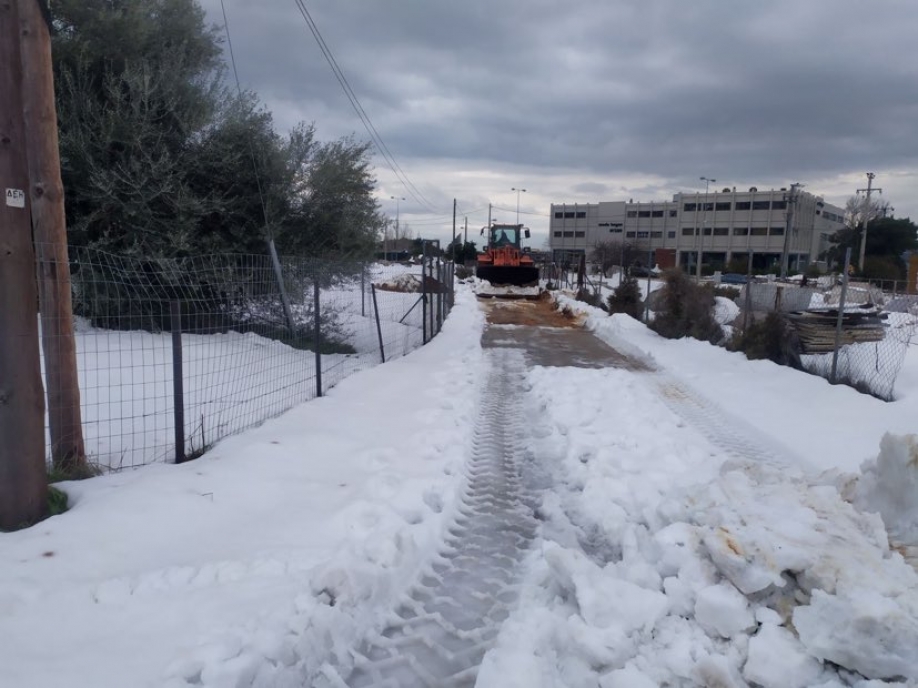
(201, 0), (918, 220)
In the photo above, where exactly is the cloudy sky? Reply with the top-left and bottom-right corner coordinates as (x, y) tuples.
(200, 0), (917, 247)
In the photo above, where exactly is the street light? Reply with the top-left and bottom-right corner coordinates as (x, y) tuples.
(511, 187), (527, 224)
(697, 176), (716, 278)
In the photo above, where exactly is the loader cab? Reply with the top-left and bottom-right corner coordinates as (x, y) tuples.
(489, 224), (530, 248)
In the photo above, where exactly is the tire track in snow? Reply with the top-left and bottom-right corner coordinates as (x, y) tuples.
(649, 370), (804, 469)
(318, 348), (537, 687)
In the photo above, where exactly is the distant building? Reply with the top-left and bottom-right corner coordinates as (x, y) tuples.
(548, 186), (846, 273)
(377, 237), (416, 261)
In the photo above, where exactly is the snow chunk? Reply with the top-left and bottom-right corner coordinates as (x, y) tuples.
(600, 664), (658, 688)
(544, 545), (668, 634)
(848, 432), (918, 547)
(744, 624), (823, 688)
(794, 588), (918, 680)
(694, 583), (754, 638)
(702, 525), (785, 594)
(714, 296), (740, 325)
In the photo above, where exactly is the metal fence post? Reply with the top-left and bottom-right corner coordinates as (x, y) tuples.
(830, 247), (852, 384)
(371, 284), (385, 363)
(436, 258), (442, 333)
(170, 300), (186, 463)
(361, 264), (366, 317)
(314, 271), (322, 397)
(422, 249), (428, 345)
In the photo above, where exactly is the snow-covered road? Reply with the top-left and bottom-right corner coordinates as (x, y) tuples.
(2, 283), (918, 687)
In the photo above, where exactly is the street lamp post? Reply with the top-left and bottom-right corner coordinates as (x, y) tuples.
(511, 187), (527, 225)
(698, 176), (715, 278)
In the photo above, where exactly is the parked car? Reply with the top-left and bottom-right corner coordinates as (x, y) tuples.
(720, 273), (749, 285)
(629, 265), (655, 277)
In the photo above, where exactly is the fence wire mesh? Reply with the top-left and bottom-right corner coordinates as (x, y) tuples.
(737, 279), (918, 401)
(35, 244), (453, 471)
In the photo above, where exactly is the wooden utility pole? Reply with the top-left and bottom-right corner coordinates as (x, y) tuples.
(857, 172), (881, 273)
(0, 0), (48, 529)
(18, 0), (87, 474)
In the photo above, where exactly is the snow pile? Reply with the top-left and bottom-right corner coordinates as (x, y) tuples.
(375, 272), (423, 292)
(478, 360), (918, 686)
(1, 289), (486, 688)
(844, 432), (918, 557)
(714, 295), (740, 326)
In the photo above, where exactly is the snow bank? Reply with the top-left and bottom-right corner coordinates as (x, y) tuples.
(846, 433), (918, 547)
(1, 286), (488, 688)
(479, 336), (918, 686)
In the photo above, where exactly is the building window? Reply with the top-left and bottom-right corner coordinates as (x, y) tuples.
(574, 231), (585, 238)
(733, 227), (749, 236)
(627, 211), (637, 218)
(553, 231), (562, 237)
(752, 201), (770, 210)
(713, 227), (729, 236)
(751, 227), (768, 236)
(626, 232), (636, 238)
(702, 202), (714, 212)
(637, 231), (649, 238)
(668, 231), (676, 238)
(770, 227), (784, 236)
(637, 210), (650, 218)
(652, 210), (664, 218)
(554, 211), (563, 218)
(772, 201), (787, 210)
(564, 211), (575, 218)
(703, 227), (712, 236)
(669, 210), (677, 217)
(715, 202), (731, 211)
(683, 203), (697, 212)
(576, 211), (586, 218)
(815, 210), (821, 215)
(682, 227), (695, 236)
(651, 231), (662, 238)
(563, 231), (574, 237)
(735, 201), (751, 210)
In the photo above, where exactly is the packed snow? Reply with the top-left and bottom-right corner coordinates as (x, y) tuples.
(3, 280), (918, 687)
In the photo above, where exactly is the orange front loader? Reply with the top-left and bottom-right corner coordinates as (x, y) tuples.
(475, 223), (539, 287)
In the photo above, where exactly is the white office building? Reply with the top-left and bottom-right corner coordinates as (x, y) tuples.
(548, 186), (846, 273)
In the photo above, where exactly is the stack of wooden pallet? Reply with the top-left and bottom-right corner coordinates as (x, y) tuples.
(786, 309), (886, 354)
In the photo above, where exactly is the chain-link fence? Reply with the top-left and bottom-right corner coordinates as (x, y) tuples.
(36, 243), (454, 471)
(735, 278), (917, 400)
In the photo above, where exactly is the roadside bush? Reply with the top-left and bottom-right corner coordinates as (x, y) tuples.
(650, 269), (721, 343)
(728, 312), (801, 367)
(607, 276), (643, 319)
(576, 288), (606, 310)
(712, 284), (741, 300)
(455, 265), (472, 279)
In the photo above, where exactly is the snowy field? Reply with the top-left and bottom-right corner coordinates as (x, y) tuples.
(53, 263), (434, 469)
(4, 281), (918, 687)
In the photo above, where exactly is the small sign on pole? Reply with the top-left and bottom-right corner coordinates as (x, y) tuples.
(5, 188), (26, 208)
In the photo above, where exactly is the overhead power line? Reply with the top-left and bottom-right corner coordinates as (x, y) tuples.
(489, 205), (550, 218)
(292, 0), (440, 213)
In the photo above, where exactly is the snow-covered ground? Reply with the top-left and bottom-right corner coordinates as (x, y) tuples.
(55, 263), (433, 469)
(4, 281), (918, 687)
